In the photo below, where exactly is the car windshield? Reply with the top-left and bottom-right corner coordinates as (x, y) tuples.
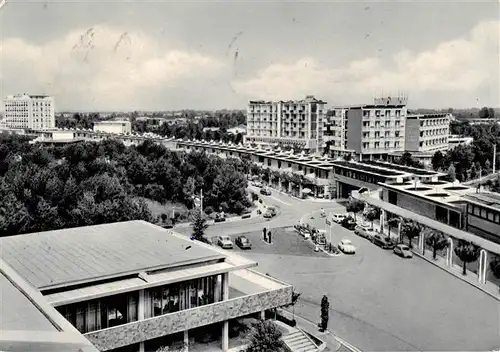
(342, 240), (352, 245)
(240, 237), (248, 242)
(400, 245), (409, 250)
(221, 236), (230, 241)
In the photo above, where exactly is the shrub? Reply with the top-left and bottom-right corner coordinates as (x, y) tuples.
(258, 199), (263, 204)
(251, 192), (259, 201)
(204, 206), (214, 215)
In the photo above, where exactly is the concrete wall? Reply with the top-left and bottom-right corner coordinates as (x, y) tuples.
(346, 109), (362, 153)
(405, 118), (420, 152)
(394, 192), (437, 219)
(84, 287), (292, 351)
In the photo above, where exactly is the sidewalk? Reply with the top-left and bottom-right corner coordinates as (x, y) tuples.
(280, 309), (361, 352)
(369, 217), (500, 301)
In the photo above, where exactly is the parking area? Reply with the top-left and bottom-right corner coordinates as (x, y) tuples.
(210, 227), (329, 258)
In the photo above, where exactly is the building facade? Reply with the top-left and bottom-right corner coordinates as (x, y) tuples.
(346, 97), (408, 160)
(405, 113), (450, 154)
(0, 221), (292, 352)
(3, 94), (55, 130)
(93, 120), (132, 134)
(245, 96), (327, 152)
(324, 107), (350, 158)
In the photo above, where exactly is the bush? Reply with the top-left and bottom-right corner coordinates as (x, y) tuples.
(219, 202), (229, 213)
(204, 206), (214, 215)
(251, 192), (259, 201)
(233, 201), (246, 214)
(258, 199), (263, 204)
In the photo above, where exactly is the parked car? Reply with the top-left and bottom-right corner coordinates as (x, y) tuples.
(235, 235), (252, 249)
(371, 234), (396, 249)
(217, 236), (233, 249)
(253, 181), (263, 188)
(393, 244), (413, 258)
(260, 187), (271, 196)
(341, 216), (356, 230)
(338, 239), (356, 254)
(354, 225), (374, 240)
(331, 213), (348, 224)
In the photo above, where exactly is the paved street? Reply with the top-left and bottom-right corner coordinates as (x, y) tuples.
(177, 191), (500, 351)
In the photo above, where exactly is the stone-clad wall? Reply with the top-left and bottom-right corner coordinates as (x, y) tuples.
(85, 287), (292, 351)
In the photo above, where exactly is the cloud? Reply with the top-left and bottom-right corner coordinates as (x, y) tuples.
(233, 20), (500, 107)
(0, 25), (223, 110)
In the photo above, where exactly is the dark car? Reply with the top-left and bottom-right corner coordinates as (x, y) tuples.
(235, 235), (252, 249)
(341, 216), (356, 230)
(371, 234), (396, 249)
(260, 187), (272, 196)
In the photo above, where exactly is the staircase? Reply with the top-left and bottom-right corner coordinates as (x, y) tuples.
(282, 329), (319, 352)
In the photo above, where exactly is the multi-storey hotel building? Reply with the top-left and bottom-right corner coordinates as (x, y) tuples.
(346, 97), (408, 161)
(3, 94), (55, 130)
(245, 95), (327, 152)
(0, 221), (292, 352)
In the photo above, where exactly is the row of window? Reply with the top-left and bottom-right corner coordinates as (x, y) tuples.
(362, 141), (400, 149)
(420, 128), (448, 137)
(362, 109), (402, 118)
(57, 276), (220, 334)
(419, 118), (448, 127)
(363, 131), (401, 139)
(362, 121), (402, 128)
(469, 204), (500, 224)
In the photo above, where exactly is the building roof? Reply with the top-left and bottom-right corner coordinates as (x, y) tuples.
(0, 271), (58, 332)
(1, 260), (99, 351)
(0, 221), (226, 290)
(463, 192), (500, 210)
(406, 113), (449, 119)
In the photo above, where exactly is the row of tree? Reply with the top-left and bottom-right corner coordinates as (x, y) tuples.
(345, 198), (500, 278)
(0, 134), (251, 237)
(430, 120), (500, 182)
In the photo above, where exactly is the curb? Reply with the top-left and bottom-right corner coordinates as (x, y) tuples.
(412, 251), (500, 302)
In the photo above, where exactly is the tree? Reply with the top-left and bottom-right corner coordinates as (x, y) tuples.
(386, 217), (401, 240)
(245, 320), (287, 352)
(400, 220), (421, 249)
(490, 257), (500, 281)
(447, 165), (456, 182)
(454, 240), (480, 276)
(346, 198), (365, 221)
(425, 231), (449, 260)
(191, 209), (208, 241)
(363, 206), (379, 229)
(431, 151), (445, 171)
(399, 152), (414, 167)
(319, 295), (329, 332)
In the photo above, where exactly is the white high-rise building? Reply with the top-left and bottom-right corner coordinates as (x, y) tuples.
(245, 95), (327, 152)
(4, 94), (55, 130)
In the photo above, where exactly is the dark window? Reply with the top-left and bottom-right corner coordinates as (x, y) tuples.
(435, 206), (448, 224)
(388, 191), (397, 205)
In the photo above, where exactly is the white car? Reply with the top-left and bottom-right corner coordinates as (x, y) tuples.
(338, 239), (356, 254)
(331, 213), (348, 224)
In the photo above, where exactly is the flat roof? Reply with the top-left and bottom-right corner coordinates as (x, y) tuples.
(362, 161), (444, 177)
(463, 192), (500, 210)
(0, 221), (226, 290)
(331, 160), (408, 177)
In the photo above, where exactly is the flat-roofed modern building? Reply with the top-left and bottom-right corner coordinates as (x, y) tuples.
(380, 179), (474, 229)
(3, 94), (55, 130)
(93, 120), (132, 135)
(404, 113), (450, 154)
(448, 134), (474, 149)
(346, 97), (408, 160)
(0, 221), (292, 352)
(462, 192), (500, 245)
(245, 96), (327, 152)
(324, 107), (350, 158)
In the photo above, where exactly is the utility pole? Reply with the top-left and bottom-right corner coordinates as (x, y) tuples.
(493, 144), (497, 174)
(200, 188), (204, 214)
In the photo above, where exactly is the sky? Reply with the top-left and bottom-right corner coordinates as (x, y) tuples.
(0, 0), (499, 111)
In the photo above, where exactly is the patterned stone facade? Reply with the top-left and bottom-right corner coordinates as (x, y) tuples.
(85, 287), (292, 351)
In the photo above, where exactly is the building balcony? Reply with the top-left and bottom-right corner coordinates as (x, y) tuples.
(84, 270), (292, 351)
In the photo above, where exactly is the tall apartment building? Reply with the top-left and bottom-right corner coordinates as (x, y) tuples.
(3, 93), (55, 130)
(346, 96), (408, 160)
(245, 95), (327, 152)
(405, 113), (450, 154)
